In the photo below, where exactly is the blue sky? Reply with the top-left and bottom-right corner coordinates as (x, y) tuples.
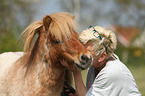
(34, 0), (63, 20)
(33, 0), (145, 30)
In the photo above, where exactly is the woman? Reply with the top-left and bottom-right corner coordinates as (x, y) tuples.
(63, 26), (141, 96)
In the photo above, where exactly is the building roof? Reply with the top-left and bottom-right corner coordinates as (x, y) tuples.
(110, 26), (140, 47)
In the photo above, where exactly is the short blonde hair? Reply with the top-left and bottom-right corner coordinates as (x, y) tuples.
(79, 26), (117, 58)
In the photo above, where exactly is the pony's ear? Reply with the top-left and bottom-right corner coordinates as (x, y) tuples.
(43, 15), (52, 30)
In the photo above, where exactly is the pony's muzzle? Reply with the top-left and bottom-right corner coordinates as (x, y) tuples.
(74, 52), (93, 70)
(80, 54), (89, 64)
(79, 53), (93, 65)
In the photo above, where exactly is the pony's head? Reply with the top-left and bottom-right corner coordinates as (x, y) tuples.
(21, 12), (92, 71)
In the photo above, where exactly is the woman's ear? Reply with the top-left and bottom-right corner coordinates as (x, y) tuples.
(85, 40), (94, 48)
(98, 53), (107, 62)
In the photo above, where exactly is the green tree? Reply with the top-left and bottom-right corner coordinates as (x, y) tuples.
(0, 0), (39, 53)
(0, 30), (22, 53)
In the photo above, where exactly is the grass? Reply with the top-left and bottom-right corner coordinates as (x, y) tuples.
(80, 65), (145, 96)
(129, 65), (145, 96)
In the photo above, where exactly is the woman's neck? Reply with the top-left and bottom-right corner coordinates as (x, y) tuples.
(94, 56), (115, 76)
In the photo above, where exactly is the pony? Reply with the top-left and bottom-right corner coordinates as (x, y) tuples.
(0, 12), (92, 96)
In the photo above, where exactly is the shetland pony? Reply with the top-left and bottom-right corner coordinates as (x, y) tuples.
(0, 12), (92, 96)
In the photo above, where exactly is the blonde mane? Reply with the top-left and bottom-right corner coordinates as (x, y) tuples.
(20, 12), (77, 53)
(20, 21), (43, 52)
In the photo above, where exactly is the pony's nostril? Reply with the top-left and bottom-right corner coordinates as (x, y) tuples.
(80, 54), (89, 63)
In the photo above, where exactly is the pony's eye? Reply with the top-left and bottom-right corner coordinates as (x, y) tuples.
(54, 39), (64, 44)
(54, 40), (60, 44)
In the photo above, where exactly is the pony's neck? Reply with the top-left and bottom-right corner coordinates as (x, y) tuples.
(26, 32), (66, 95)
(32, 41), (65, 95)
(36, 59), (66, 95)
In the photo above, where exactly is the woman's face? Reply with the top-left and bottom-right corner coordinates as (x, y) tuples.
(85, 41), (99, 67)
(85, 41), (106, 68)
(85, 41), (95, 56)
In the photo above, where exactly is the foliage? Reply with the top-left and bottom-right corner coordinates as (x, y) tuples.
(0, 0), (36, 38)
(0, 30), (22, 53)
(114, 44), (145, 66)
(127, 47), (145, 66)
(0, 0), (38, 53)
